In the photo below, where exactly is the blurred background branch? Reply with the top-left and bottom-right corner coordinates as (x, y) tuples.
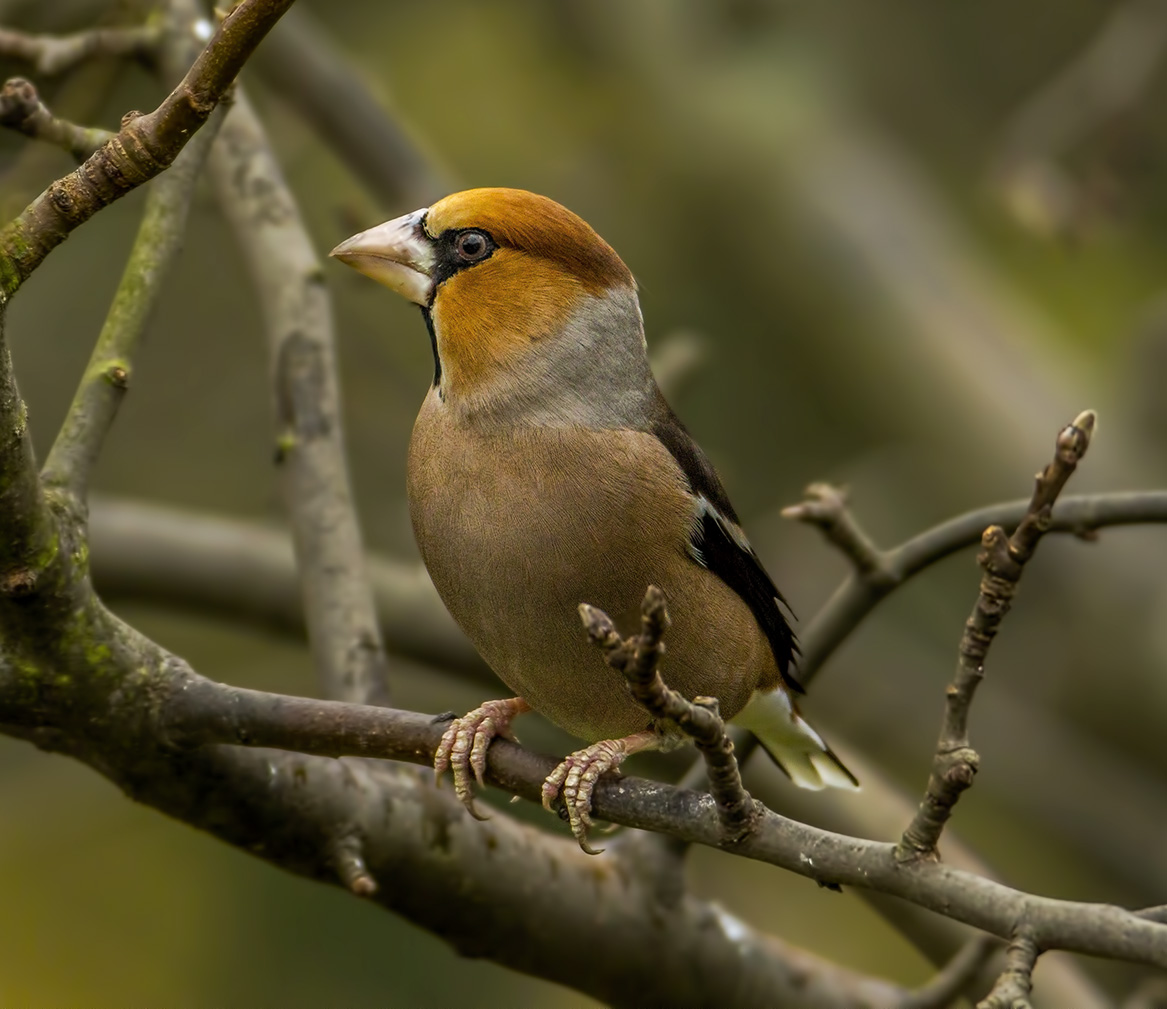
(992, 0), (1167, 239)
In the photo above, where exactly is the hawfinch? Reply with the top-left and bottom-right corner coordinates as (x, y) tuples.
(332, 188), (857, 847)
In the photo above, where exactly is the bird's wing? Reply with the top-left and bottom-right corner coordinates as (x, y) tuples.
(648, 392), (801, 693)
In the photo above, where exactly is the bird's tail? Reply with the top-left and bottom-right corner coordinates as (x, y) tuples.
(732, 689), (859, 791)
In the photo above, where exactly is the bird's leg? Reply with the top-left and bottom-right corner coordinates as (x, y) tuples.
(542, 729), (660, 853)
(434, 697), (532, 818)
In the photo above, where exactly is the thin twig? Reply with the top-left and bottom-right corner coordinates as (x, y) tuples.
(0, 0), (297, 297)
(208, 85), (390, 706)
(330, 833), (378, 897)
(898, 411), (1096, 861)
(781, 482), (893, 582)
(0, 45), (126, 221)
(0, 24), (160, 76)
(900, 934), (999, 1009)
(748, 756), (1109, 1009)
(580, 586), (757, 840)
(977, 931), (1039, 1009)
(39, 112), (224, 500)
(0, 77), (113, 159)
(793, 482), (1160, 686)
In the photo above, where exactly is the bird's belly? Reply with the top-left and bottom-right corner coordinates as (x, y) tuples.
(407, 408), (772, 741)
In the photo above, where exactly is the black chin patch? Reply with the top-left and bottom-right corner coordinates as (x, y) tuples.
(421, 306), (441, 388)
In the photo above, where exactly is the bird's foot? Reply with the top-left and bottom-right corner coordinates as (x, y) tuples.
(434, 697), (531, 818)
(542, 730), (658, 854)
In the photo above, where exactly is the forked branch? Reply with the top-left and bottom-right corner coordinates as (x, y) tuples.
(0, 0), (297, 296)
(898, 411), (1095, 861)
(580, 586), (758, 840)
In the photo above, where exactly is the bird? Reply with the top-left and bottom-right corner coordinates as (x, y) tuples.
(331, 188), (857, 849)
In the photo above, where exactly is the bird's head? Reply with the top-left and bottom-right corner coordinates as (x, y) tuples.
(331, 189), (644, 413)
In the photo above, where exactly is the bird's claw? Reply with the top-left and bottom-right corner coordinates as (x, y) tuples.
(433, 697), (527, 818)
(541, 738), (633, 854)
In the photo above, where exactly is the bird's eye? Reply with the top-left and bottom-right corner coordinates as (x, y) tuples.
(455, 230), (490, 262)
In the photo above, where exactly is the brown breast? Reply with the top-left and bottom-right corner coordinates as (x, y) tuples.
(407, 389), (778, 742)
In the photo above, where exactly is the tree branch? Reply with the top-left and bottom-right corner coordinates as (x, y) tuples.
(900, 935), (998, 1009)
(0, 305), (51, 590)
(580, 587), (757, 841)
(781, 482), (892, 582)
(978, 931), (1039, 1009)
(0, 655), (920, 1009)
(252, 6), (450, 209)
(0, 44), (127, 222)
(0, 23), (159, 76)
(39, 115), (223, 500)
(898, 411), (1095, 860)
(793, 488), (1165, 686)
(0, 0), (297, 297)
(0, 77), (113, 159)
(747, 747), (1111, 1008)
(208, 83), (389, 706)
(86, 495), (483, 676)
(85, 489), (1167, 689)
(141, 668), (1167, 968)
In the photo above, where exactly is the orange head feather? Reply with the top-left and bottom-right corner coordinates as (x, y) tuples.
(424, 188), (633, 294)
(332, 189), (638, 401)
(424, 189), (635, 397)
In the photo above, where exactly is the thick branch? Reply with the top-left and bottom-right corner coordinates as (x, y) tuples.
(0, 24), (159, 76)
(86, 495), (483, 676)
(86, 489), (1167, 689)
(0, 640), (920, 1007)
(0, 0), (297, 297)
(0, 77), (113, 159)
(0, 308), (52, 587)
(146, 671), (1167, 969)
(898, 411), (1095, 860)
(208, 86), (389, 706)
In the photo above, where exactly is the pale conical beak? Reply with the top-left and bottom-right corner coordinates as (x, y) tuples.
(330, 208), (435, 306)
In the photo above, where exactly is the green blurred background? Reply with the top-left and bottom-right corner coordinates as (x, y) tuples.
(2, 0), (1167, 1003)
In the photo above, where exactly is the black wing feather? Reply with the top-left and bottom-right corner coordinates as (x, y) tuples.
(649, 393), (802, 692)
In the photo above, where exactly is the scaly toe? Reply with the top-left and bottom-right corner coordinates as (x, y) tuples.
(542, 762), (569, 812)
(542, 738), (636, 853)
(431, 698), (529, 818)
